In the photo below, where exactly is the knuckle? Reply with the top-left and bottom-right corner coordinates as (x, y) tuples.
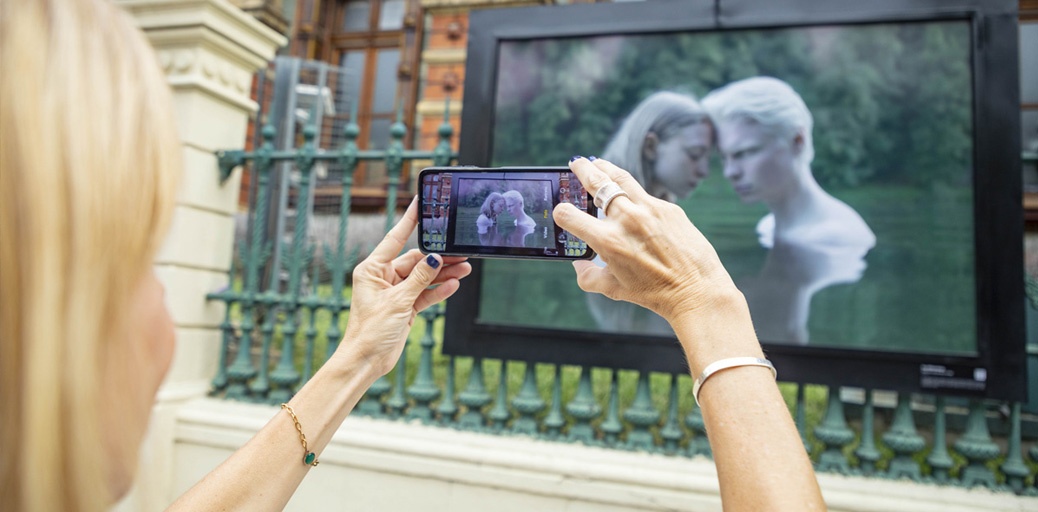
(587, 172), (610, 190)
(619, 208), (650, 234)
(599, 230), (627, 253)
(613, 172), (637, 189)
(413, 264), (434, 282)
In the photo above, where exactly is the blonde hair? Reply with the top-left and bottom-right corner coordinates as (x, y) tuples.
(600, 91), (709, 196)
(701, 76), (815, 168)
(0, 0), (181, 510)
(480, 192), (504, 218)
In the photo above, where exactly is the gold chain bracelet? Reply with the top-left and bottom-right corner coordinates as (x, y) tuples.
(281, 403), (319, 466)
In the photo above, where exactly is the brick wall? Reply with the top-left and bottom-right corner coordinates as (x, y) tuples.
(415, 1), (551, 156)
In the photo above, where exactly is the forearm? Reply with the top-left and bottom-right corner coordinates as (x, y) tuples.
(670, 293), (824, 511)
(167, 349), (380, 512)
(166, 200), (466, 511)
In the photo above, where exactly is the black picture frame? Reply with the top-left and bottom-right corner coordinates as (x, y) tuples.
(445, 0), (1027, 401)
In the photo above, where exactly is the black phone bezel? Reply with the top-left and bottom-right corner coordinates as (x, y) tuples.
(417, 166), (598, 260)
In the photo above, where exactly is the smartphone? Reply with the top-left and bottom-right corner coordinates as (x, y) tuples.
(417, 166), (596, 259)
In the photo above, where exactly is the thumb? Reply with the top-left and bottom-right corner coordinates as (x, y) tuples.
(398, 253), (443, 300)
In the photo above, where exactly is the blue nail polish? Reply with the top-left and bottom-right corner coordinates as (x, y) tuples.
(426, 254), (440, 269)
(570, 155), (583, 162)
(588, 156), (597, 162)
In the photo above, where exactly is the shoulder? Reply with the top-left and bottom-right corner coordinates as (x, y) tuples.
(782, 216), (875, 254)
(775, 195), (876, 252)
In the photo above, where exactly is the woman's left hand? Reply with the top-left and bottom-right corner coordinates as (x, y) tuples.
(337, 198), (471, 376)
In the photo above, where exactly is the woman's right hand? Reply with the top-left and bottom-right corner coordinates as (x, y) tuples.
(553, 157), (743, 327)
(555, 159), (823, 510)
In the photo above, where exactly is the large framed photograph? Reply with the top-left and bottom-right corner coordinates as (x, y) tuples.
(445, 0), (1027, 400)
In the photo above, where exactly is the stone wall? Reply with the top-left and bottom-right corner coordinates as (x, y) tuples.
(169, 398), (1036, 512)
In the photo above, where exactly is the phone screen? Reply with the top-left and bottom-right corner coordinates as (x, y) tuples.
(418, 166), (596, 259)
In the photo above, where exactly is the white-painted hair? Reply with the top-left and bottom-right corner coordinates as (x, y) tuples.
(701, 76), (815, 167)
(502, 189), (525, 208)
(601, 91), (710, 190)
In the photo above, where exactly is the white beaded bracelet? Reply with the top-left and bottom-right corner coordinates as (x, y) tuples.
(692, 357), (777, 407)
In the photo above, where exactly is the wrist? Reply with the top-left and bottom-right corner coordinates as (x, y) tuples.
(668, 287), (764, 376)
(325, 337), (386, 388)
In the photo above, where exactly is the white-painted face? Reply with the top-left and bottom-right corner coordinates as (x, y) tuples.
(650, 122), (713, 199)
(505, 194), (524, 216)
(716, 118), (801, 204)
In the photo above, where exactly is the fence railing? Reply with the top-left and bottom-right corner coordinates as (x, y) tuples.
(210, 107), (1038, 495)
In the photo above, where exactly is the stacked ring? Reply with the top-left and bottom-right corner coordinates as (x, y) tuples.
(593, 182), (629, 215)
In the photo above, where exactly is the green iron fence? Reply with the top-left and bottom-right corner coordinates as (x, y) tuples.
(209, 110), (1038, 494)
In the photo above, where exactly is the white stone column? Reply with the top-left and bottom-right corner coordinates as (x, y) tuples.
(112, 1), (285, 510)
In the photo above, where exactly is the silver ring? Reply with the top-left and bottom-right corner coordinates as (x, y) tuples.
(593, 181), (629, 215)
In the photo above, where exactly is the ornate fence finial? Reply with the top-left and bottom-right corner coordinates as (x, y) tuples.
(623, 372), (660, 451)
(512, 362), (546, 435)
(814, 387), (854, 474)
(882, 392), (926, 480)
(955, 400), (1001, 488)
(566, 366), (601, 444)
(459, 357), (491, 429)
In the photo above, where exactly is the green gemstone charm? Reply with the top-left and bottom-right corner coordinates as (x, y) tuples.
(304, 452), (316, 465)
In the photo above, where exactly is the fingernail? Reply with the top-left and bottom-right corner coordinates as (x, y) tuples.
(426, 254), (440, 269)
(570, 155), (583, 162)
(588, 156), (597, 162)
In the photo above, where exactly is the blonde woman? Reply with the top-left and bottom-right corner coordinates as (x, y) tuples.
(476, 191), (506, 234)
(0, 1), (471, 510)
(587, 91), (715, 335)
(600, 90), (714, 201)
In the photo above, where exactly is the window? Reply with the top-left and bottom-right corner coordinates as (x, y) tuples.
(289, 0), (421, 206)
(329, 0), (420, 199)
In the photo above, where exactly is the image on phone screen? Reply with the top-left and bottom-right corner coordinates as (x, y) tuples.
(419, 167), (595, 259)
